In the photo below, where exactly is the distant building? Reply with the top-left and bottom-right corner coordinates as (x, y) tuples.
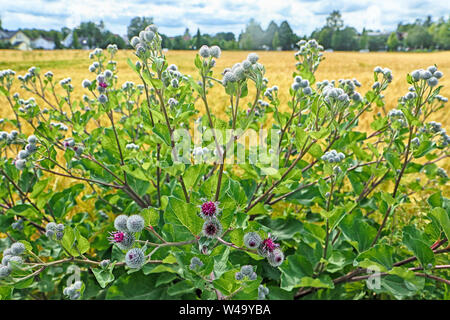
(31, 36), (55, 50)
(0, 30), (32, 50)
(62, 31), (91, 49)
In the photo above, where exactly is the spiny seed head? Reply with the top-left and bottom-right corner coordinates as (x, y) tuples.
(18, 150), (29, 159)
(114, 215), (129, 232)
(100, 259), (110, 268)
(7, 255), (23, 268)
(303, 87), (312, 95)
(210, 45), (221, 58)
(199, 45), (210, 58)
(240, 265), (254, 276)
(125, 248), (146, 269)
(0, 265), (11, 278)
(200, 201), (219, 219)
(15, 159), (26, 170)
(27, 135), (37, 144)
(243, 232), (262, 249)
(126, 215), (145, 233)
(420, 70), (432, 80)
(222, 71), (236, 84)
(434, 71), (443, 79)
(104, 70), (113, 78)
(10, 242), (25, 255)
(202, 218), (222, 238)
(110, 231), (135, 250)
(242, 59), (252, 70)
(98, 94), (108, 104)
(82, 79), (91, 88)
(258, 234), (280, 257)
(144, 30), (155, 42)
(2, 255), (12, 266)
(427, 77), (438, 87)
(427, 66), (437, 74)
(247, 53), (259, 64)
(267, 248), (284, 267)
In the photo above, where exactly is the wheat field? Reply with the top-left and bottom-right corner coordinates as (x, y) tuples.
(0, 49), (449, 196)
(1, 49), (449, 125)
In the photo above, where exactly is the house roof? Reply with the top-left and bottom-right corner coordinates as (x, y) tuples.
(0, 30), (20, 40)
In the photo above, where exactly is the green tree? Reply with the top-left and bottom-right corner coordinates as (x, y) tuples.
(272, 31), (280, 50)
(72, 30), (81, 49)
(239, 19), (264, 49)
(127, 16), (154, 39)
(278, 20), (296, 50)
(331, 27), (358, 50)
(265, 21), (279, 49)
(406, 25), (432, 49)
(359, 28), (368, 50)
(195, 29), (202, 50)
(387, 32), (399, 51)
(326, 10), (343, 31)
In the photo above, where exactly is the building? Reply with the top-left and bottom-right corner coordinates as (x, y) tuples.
(62, 31), (91, 49)
(0, 30), (32, 50)
(31, 36), (55, 50)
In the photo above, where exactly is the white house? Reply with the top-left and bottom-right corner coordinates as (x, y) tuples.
(62, 32), (90, 49)
(31, 36), (55, 50)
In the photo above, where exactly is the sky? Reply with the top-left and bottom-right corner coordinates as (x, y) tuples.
(0, 0), (449, 38)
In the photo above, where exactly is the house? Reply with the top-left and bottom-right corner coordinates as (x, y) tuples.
(0, 30), (32, 50)
(62, 31), (91, 49)
(31, 36), (55, 50)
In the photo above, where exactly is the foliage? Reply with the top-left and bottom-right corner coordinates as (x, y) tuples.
(0, 27), (449, 300)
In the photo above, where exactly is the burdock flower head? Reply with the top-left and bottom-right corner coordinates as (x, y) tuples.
(108, 231), (135, 250)
(199, 200), (221, 219)
(202, 218), (223, 238)
(257, 233), (280, 257)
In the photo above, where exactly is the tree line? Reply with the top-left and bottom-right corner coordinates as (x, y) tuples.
(0, 11), (449, 51)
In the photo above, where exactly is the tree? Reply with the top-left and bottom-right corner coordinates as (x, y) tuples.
(326, 10), (343, 31)
(331, 27), (358, 51)
(387, 32), (399, 51)
(72, 30), (81, 49)
(239, 19), (264, 49)
(272, 31), (280, 50)
(264, 21), (279, 48)
(127, 16), (154, 39)
(359, 28), (368, 50)
(195, 29), (202, 50)
(406, 25), (432, 49)
(52, 31), (62, 49)
(278, 20), (296, 50)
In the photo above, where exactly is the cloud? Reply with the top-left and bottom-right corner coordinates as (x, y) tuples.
(0, 0), (448, 37)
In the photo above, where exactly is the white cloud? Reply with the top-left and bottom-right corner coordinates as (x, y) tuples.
(0, 0), (448, 37)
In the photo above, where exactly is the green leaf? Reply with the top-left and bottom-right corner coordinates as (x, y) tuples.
(402, 226), (434, 267)
(279, 254), (313, 290)
(431, 207), (450, 241)
(167, 280), (196, 296)
(92, 266), (115, 289)
(356, 244), (394, 271)
(165, 196), (204, 236)
(141, 207), (160, 227)
(340, 212), (376, 252)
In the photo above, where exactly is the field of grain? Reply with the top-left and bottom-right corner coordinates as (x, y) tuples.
(1, 49), (449, 123)
(1, 49), (449, 181)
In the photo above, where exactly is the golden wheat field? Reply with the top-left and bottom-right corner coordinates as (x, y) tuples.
(1, 49), (450, 126)
(0, 49), (449, 206)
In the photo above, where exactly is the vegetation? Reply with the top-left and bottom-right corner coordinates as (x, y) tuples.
(0, 23), (448, 300)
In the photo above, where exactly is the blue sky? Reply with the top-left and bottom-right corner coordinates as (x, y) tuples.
(0, 0), (449, 37)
